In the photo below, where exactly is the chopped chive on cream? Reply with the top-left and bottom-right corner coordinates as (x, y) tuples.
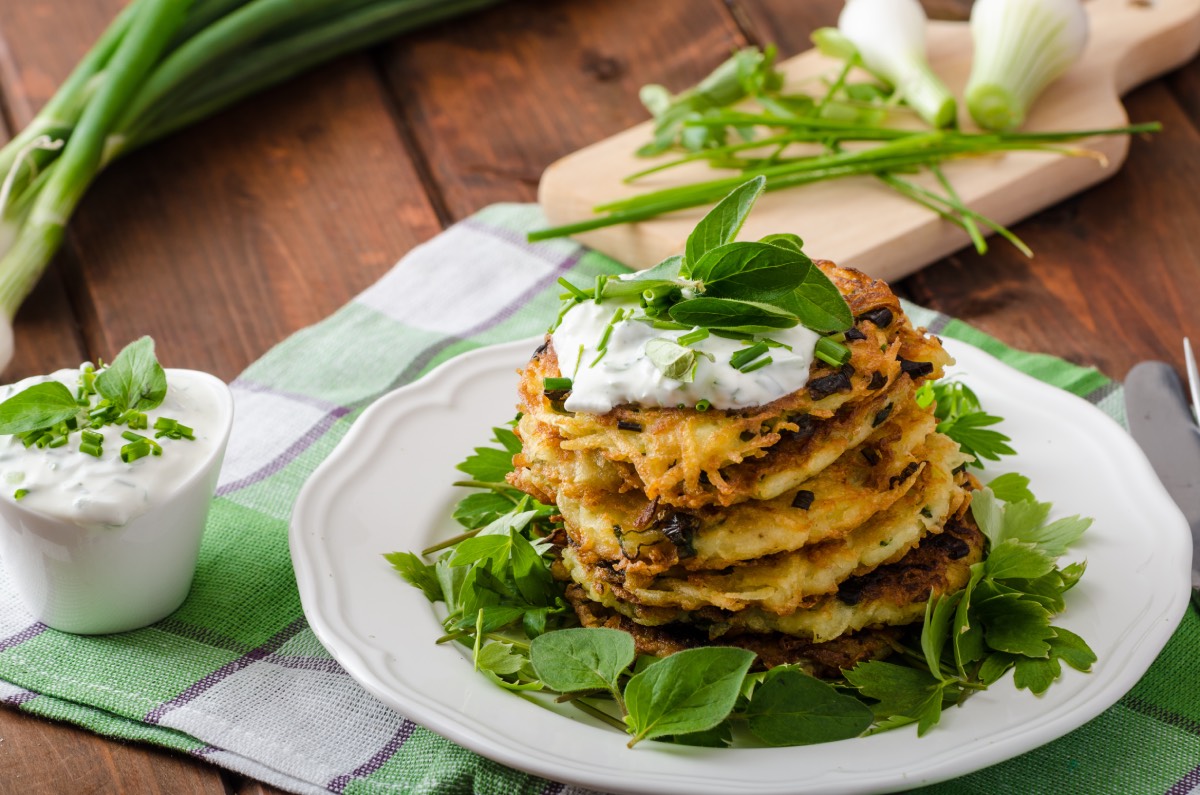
(120, 439), (153, 463)
(740, 356), (773, 374)
(122, 430), (162, 456)
(593, 274), (609, 303)
(13, 489), (28, 500)
(677, 327), (709, 347)
(730, 341), (770, 371)
(695, 399), (712, 411)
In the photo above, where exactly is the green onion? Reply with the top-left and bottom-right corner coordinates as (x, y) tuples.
(677, 328), (709, 347)
(13, 489), (28, 500)
(0, 0), (504, 371)
(740, 357), (773, 374)
(80, 441), (103, 458)
(120, 439), (153, 463)
(730, 342), (770, 371)
(543, 377), (573, 392)
(695, 399), (712, 412)
(122, 430), (162, 456)
(815, 337), (853, 367)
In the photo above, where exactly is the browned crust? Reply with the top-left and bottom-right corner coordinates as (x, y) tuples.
(566, 584), (904, 678)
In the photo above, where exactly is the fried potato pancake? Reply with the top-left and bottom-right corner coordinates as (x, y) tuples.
(566, 585), (904, 678)
(513, 262), (952, 510)
(563, 432), (969, 614)
(552, 405), (940, 581)
(563, 513), (985, 644)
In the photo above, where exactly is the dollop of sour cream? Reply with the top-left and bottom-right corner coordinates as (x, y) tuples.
(0, 366), (222, 527)
(551, 281), (820, 414)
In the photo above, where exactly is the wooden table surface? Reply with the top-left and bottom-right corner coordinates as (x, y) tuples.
(0, 0), (1195, 792)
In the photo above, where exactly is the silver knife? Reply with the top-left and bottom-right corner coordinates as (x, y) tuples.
(1125, 360), (1200, 611)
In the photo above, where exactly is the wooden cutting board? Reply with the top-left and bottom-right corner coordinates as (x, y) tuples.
(538, 0), (1200, 280)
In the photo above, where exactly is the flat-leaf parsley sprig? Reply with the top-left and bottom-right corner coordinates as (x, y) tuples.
(387, 413), (1096, 747)
(549, 176), (855, 384)
(0, 337), (196, 494)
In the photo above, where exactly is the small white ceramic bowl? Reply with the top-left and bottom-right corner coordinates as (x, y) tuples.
(0, 369), (233, 634)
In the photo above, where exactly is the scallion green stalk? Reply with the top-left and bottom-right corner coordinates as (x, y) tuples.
(0, 0), (503, 372)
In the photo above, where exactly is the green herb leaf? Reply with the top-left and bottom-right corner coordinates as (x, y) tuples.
(95, 337), (168, 413)
(645, 338), (701, 382)
(477, 640), (527, 677)
(668, 297), (798, 333)
(987, 472), (1035, 503)
(0, 381), (82, 435)
(974, 593), (1054, 657)
(684, 176), (766, 271)
(453, 492), (517, 529)
(384, 551), (441, 602)
(744, 668), (873, 746)
(770, 266), (854, 332)
(921, 591), (962, 681)
(529, 627), (635, 696)
(455, 445), (516, 483)
(952, 563), (987, 677)
(661, 722), (733, 748)
(691, 241), (812, 302)
(759, 233), (805, 254)
(624, 647), (755, 747)
(985, 539), (1056, 580)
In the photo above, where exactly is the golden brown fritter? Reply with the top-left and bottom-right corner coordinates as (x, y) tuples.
(563, 513), (985, 644)
(566, 585), (904, 678)
(561, 432), (970, 614)
(512, 262), (952, 510)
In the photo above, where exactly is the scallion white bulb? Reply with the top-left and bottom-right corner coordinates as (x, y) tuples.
(965, 0), (1089, 131)
(837, 0), (957, 128)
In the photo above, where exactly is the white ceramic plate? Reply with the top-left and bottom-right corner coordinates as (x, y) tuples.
(290, 337), (1191, 795)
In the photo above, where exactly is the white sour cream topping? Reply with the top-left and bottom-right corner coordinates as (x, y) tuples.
(552, 286), (820, 414)
(0, 367), (222, 527)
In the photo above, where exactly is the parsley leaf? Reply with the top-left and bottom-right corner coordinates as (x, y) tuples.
(917, 380), (1015, 465)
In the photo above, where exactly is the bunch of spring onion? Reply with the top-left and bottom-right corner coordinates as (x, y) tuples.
(0, 0), (501, 371)
(530, 0), (1136, 252)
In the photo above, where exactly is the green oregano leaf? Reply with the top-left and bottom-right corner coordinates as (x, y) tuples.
(529, 627), (635, 696)
(623, 647), (754, 747)
(683, 175), (766, 272)
(668, 297), (798, 333)
(0, 381), (82, 435)
(95, 336), (168, 413)
(745, 668), (873, 746)
(690, 241), (812, 301)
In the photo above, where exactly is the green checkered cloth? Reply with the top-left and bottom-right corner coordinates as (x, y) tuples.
(0, 204), (1195, 795)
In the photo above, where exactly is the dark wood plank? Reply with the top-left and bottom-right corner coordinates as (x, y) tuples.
(0, 1), (444, 381)
(0, 708), (228, 794)
(379, 0), (746, 218)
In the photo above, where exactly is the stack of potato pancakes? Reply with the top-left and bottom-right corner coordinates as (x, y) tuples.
(509, 262), (986, 675)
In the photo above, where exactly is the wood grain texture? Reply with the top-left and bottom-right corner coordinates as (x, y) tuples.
(0, 0), (1194, 792)
(0, 707), (227, 794)
(380, 0), (745, 218)
(905, 80), (1200, 378)
(536, 0), (1200, 280)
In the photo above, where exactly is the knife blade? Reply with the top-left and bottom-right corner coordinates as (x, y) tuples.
(1125, 361), (1200, 611)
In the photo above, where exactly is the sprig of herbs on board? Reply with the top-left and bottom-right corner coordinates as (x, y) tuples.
(387, 423), (1095, 748)
(0, 337), (195, 497)
(528, 44), (1159, 255)
(549, 177), (855, 386)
